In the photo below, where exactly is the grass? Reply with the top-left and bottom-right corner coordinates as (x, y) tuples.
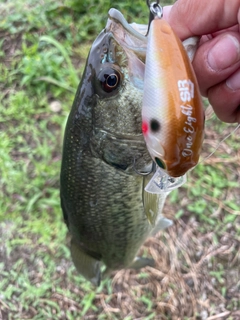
(0, 0), (239, 319)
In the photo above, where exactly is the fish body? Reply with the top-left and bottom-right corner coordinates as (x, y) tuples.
(60, 9), (201, 286)
(142, 18), (204, 177)
(60, 9), (172, 286)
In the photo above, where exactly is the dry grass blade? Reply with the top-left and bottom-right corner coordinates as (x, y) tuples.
(105, 218), (239, 319)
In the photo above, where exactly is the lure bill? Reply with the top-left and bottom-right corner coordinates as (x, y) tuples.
(142, 10), (205, 179)
(145, 166), (187, 194)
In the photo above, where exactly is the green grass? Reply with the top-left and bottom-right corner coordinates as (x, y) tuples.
(0, 0), (239, 319)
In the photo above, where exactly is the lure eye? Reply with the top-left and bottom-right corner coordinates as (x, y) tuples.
(150, 119), (160, 132)
(98, 68), (121, 93)
(155, 157), (166, 170)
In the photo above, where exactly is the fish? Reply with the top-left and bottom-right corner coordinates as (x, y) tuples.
(142, 17), (205, 178)
(60, 8), (201, 286)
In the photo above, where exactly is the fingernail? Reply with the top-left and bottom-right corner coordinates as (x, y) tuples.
(208, 35), (240, 71)
(226, 68), (240, 90)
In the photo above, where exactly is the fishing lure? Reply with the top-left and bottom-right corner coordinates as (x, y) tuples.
(142, 1), (205, 180)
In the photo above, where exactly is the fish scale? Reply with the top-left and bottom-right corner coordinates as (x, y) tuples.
(62, 154), (152, 264)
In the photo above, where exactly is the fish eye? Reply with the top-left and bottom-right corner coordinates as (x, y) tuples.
(155, 157), (166, 170)
(98, 68), (121, 93)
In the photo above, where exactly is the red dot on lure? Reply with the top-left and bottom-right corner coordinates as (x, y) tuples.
(142, 122), (148, 134)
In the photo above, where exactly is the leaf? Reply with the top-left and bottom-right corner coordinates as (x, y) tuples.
(39, 35), (79, 87)
(35, 76), (76, 93)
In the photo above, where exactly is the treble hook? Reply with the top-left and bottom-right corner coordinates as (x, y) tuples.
(146, 0), (160, 6)
(146, 0), (163, 35)
(147, 0), (163, 19)
(133, 158), (156, 176)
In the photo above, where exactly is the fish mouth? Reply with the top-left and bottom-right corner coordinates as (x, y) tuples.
(107, 8), (147, 44)
(106, 9), (147, 60)
(106, 9), (147, 91)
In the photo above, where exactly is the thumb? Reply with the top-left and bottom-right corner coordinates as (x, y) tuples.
(163, 0), (240, 40)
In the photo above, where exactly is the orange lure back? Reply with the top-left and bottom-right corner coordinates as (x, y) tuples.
(142, 18), (205, 177)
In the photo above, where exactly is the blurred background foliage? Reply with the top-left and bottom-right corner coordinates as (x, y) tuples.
(0, 0), (239, 319)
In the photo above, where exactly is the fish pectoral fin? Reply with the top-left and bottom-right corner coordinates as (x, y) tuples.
(70, 238), (101, 286)
(130, 256), (155, 269)
(143, 175), (158, 225)
(150, 215), (173, 236)
(143, 175), (168, 225)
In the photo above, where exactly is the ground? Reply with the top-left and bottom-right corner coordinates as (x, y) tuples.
(0, 0), (239, 319)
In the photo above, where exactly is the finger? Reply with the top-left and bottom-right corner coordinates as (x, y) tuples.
(192, 32), (240, 96)
(208, 70), (240, 123)
(211, 25), (240, 37)
(163, 0), (240, 40)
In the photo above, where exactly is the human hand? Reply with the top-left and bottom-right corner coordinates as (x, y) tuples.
(163, 0), (240, 123)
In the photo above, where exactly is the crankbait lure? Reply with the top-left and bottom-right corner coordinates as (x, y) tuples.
(142, 1), (205, 188)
